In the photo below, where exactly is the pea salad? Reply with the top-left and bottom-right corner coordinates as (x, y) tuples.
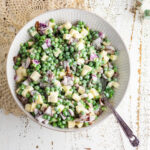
(13, 19), (119, 129)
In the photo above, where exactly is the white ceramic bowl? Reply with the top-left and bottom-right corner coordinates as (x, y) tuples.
(7, 8), (130, 132)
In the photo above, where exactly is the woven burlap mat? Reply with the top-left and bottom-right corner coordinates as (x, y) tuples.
(0, 0), (96, 116)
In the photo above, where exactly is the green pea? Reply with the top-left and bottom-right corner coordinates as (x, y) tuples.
(43, 114), (48, 120)
(36, 104), (41, 109)
(84, 122), (89, 127)
(13, 65), (18, 70)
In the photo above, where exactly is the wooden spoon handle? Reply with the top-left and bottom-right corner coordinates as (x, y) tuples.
(105, 101), (139, 147)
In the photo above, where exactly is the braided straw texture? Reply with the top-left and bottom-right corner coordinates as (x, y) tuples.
(0, 0), (96, 116)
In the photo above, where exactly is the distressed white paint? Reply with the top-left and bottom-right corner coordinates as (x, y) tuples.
(0, 0), (150, 150)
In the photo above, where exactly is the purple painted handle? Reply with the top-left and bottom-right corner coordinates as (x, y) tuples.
(105, 100), (139, 147)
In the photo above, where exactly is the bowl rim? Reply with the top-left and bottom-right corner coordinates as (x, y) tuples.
(6, 8), (131, 132)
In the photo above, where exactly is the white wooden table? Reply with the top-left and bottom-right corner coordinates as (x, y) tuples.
(1, 1), (150, 150)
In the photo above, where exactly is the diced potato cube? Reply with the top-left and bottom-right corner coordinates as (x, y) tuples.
(105, 70), (114, 78)
(59, 70), (66, 79)
(63, 34), (72, 40)
(72, 93), (81, 101)
(81, 65), (92, 76)
(77, 58), (85, 65)
(36, 94), (43, 104)
(16, 67), (27, 82)
(63, 22), (72, 29)
(78, 86), (85, 94)
(57, 104), (65, 112)
(75, 121), (83, 128)
(76, 40), (85, 50)
(30, 71), (41, 81)
(48, 92), (58, 103)
(41, 54), (48, 61)
(25, 104), (31, 112)
(54, 48), (62, 57)
(90, 88), (99, 98)
(108, 81), (120, 88)
(80, 28), (88, 37)
(110, 55), (118, 61)
(88, 93), (94, 99)
(68, 121), (75, 128)
(22, 86), (33, 97)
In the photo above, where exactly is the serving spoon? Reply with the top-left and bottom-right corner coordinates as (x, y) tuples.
(102, 98), (139, 147)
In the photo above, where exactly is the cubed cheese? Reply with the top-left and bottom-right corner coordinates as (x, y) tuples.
(74, 77), (79, 83)
(80, 28), (88, 37)
(90, 88), (99, 98)
(100, 50), (107, 57)
(57, 104), (65, 112)
(59, 70), (66, 79)
(108, 81), (120, 88)
(41, 103), (48, 111)
(53, 48), (61, 57)
(77, 58), (85, 65)
(78, 86), (85, 94)
(100, 50), (109, 64)
(30, 30), (38, 37)
(36, 94), (43, 104)
(30, 71), (41, 81)
(63, 86), (72, 96)
(73, 32), (82, 39)
(54, 80), (62, 87)
(110, 55), (118, 61)
(105, 70), (114, 78)
(48, 92), (58, 103)
(76, 40), (85, 50)
(96, 66), (103, 73)
(48, 22), (55, 28)
(28, 41), (34, 46)
(30, 103), (36, 112)
(75, 121), (83, 128)
(25, 104), (31, 112)
(76, 103), (88, 114)
(88, 93), (94, 99)
(16, 67), (27, 82)
(63, 34), (72, 40)
(68, 121), (75, 128)
(72, 93), (81, 101)
(41, 54), (48, 61)
(22, 86), (33, 97)
(81, 65), (92, 76)
(63, 86), (71, 92)
(63, 22), (72, 29)
(25, 103), (36, 112)
(69, 29), (78, 36)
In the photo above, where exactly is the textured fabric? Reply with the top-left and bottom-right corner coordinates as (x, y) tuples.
(0, 0), (96, 116)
